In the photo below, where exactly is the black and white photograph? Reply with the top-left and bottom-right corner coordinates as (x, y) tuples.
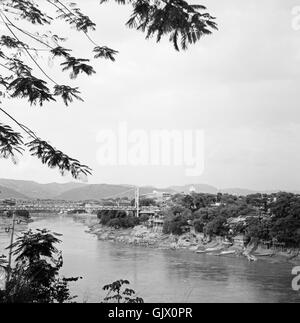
(0, 0), (300, 308)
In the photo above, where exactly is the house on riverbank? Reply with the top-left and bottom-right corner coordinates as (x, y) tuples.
(147, 214), (165, 232)
(233, 235), (248, 247)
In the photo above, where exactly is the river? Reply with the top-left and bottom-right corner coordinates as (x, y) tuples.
(0, 215), (299, 303)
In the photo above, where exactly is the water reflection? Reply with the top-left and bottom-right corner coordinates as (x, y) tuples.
(0, 215), (299, 303)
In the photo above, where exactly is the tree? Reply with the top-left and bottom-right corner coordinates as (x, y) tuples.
(193, 207), (215, 221)
(97, 209), (140, 228)
(270, 192), (297, 219)
(102, 279), (143, 303)
(0, 0), (217, 179)
(170, 193), (216, 211)
(192, 207), (215, 233)
(245, 217), (270, 241)
(191, 193), (216, 210)
(269, 216), (300, 247)
(163, 214), (188, 235)
(0, 229), (80, 303)
(204, 215), (228, 237)
(162, 205), (192, 235)
(180, 194), (195, 210)
(267, 193), (300, 246)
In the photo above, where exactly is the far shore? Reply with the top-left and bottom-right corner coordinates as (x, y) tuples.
(71, 214), (300, 265)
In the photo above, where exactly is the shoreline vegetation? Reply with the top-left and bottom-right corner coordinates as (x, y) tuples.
(83, 216), (300, 265)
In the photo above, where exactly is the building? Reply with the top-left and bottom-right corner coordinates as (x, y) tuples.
(189, 186), (196, 193)
(143, 190), (173, 203)
(233, 235), (248, 247)
(148, 214), (165, 232)
(211, 202), (222, 207)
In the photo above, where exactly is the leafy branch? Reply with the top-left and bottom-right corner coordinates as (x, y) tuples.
(0, 107), (92, 179)
(0, 0), (217, 180)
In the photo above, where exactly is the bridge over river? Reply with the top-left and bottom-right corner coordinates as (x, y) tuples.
(0, 187), (165, 216)
(1, 205), (161, 215)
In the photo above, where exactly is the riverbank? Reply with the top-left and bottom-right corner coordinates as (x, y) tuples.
(85, 219), (300, 265)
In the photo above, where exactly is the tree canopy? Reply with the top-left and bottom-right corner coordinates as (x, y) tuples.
(0, 0), (217, 180)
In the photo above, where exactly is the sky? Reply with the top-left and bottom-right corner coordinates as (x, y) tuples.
(1, 0), (300, 190)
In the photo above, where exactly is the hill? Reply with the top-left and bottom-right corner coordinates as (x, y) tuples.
(0, 178), (85, 199)
(0, 185), (29, 199)
(55, 184), (136, 201)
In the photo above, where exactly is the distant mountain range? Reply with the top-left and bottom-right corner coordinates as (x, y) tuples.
(0, 178), (297, 201)
(0, 178), (85, 199)
(0, 185), (29, 199)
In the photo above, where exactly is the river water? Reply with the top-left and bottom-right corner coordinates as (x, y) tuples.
(0, 215), (299, 303)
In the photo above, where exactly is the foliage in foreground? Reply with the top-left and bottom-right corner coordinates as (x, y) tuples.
(0, 229), (80, 303)
(0, 228), (143, 303)
(102, 279), (144, 303)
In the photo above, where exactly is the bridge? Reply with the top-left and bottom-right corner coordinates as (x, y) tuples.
(1, 205), (161, 214)
(0, 187), (162, 216)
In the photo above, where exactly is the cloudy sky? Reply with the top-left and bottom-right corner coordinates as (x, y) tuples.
(1, 0), (300, 190)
